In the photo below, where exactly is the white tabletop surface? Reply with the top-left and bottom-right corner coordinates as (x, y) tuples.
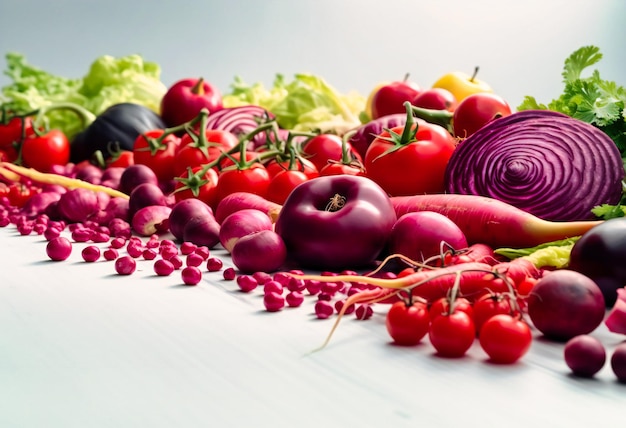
(0, 224), (624, 428)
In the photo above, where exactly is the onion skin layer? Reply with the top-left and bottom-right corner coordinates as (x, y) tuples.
(444, 110), (624, 222)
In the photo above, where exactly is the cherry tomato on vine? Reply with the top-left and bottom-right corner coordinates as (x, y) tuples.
(217, 151), (259, 171)
(106, 150), (134, 168)
(21, 129), (70, 172)
(0, 115), (34, 148)
(265, 156), (319, 179)
(173, 165), (220, 208)
(472, 293), (515, 335)
(133, 129), (181, 182)
(428, 310), (476, 358)
(216, 163), (271, 201)
(478, 314), (532, 364)
(266, 169), (309, 205)
(301, 134), (362, 172)
(428, 297), (474, 321)
(174, 129), (239, 176)
(385, 300), (430, 346)
(364, 114), (456, 196)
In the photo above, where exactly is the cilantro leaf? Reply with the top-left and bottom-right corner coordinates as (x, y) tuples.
(562, 45), (602, 83)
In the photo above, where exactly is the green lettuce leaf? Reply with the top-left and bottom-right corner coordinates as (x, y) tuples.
(1, 53), (167, 139)
(222, 73), (365, 134)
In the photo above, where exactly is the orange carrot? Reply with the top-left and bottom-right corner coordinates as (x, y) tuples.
(390, 194), (602, 248)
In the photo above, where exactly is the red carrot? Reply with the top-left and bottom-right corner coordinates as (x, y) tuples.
(390, 194), (602, 248)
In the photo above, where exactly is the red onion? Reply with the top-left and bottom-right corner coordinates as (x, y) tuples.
(56, 188), (100, 223)
(204, 105), (285, 149)
(347, 113), (407, 159)
(231, 230), (287, 274)
(444, 110), (624, 222)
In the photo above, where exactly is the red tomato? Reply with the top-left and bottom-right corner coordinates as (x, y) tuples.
(319, 160), (366, 177)
(133, 130), (181, 182)
(478, 314), (532, 364)
(0, 145), (18, 163)
(472, 293), (515, 335)
(385, 300), (430, 346)
(173, 166), (220, 209)
(364, 121), (457, 196)
(0, 115), (34, 148)
(21, 129), (70, 172)
(174, 129), (239, 176)
(216, 163), (270, 201)
(6, 183), (38, 208)
(217, 151), (259, 171)
(106, 150), (134, 168)
(428, 310), (476, 358)
(429, 297), (474, 321)
(301, 134), (362, 172)
(266, 169), (309, 205)
(265, 156), (319, 180)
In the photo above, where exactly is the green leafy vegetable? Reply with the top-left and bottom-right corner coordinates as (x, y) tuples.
(518, 45), (626, 219)
(222, 73), (365, 134)
(1, 53), (167, 139)
(494, 237), (580, 269)
(518, 45), (626, 155)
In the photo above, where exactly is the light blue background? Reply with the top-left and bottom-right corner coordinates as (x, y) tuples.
(0, 0), (624, 107)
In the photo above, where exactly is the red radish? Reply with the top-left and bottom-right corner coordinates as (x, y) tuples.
(611, 343), (626, 382)
(527, 270), (605, 341)
(390, 194), (602, 249)
(231, 230), (287, 274)
(131, 205), (172, 236)
(168, 198), (214, 241)
(388, 211), (468, 262)
(219, 208), (274, 253)
(182, 214), (221, 249)
(214, 191), (281, 224)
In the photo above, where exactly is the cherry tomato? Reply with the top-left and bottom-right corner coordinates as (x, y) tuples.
(452, 93), (512, 139)
(0, 115), (34, 148)
(478, 314), (532, 364)
(0, 145), (18, 163)
(6, 183), (38, 208)
(301, 134), (361, 172)
(429, 297), (474, 321)
(174, 129), (239, 176)
(133, 130), (181, 182)
(21, 129), (70, 172)
(106, 150), (134, 168)
(319, 160), (366, 177)
(364, 121), (457, 196)
(266, 169), (309, 205)
(385, 300), (430, 346)
(218, 151), (259, 171)
(428, 310), (476, 358)
(216, 163), (270, 201)
(173, 166), (220, 209)
(265, 156), (319, 179)
(472, 293), (515, 335)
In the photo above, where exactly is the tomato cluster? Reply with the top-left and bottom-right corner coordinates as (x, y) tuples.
(386, 291), (532, 364)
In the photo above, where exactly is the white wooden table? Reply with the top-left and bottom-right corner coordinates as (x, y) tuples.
(0, 225), (623, 428)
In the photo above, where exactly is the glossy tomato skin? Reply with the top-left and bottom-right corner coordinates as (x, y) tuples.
(173, 166), (220, 209)
(0, 115), (34, 148)
(264, 157), (319, 180)
(174, 129), (239, 176)
(274, 175), (397, 270)
(364, 122), (457, 196)
(478, 314), (532, 364)
(133, 130), (181, 182)
(452, 93), (512, 139)
(386, 300), (430, 346)
(472, 293), (515, 335)
(301, 134), (361, 172)
(428, 310), (476, 358)
(216, 163), (271, 202)
(21, 129), (70, 172)
(266, 169), (309, 205)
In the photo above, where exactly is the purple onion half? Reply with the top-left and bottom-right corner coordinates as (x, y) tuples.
(444, 110), (624, 222)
